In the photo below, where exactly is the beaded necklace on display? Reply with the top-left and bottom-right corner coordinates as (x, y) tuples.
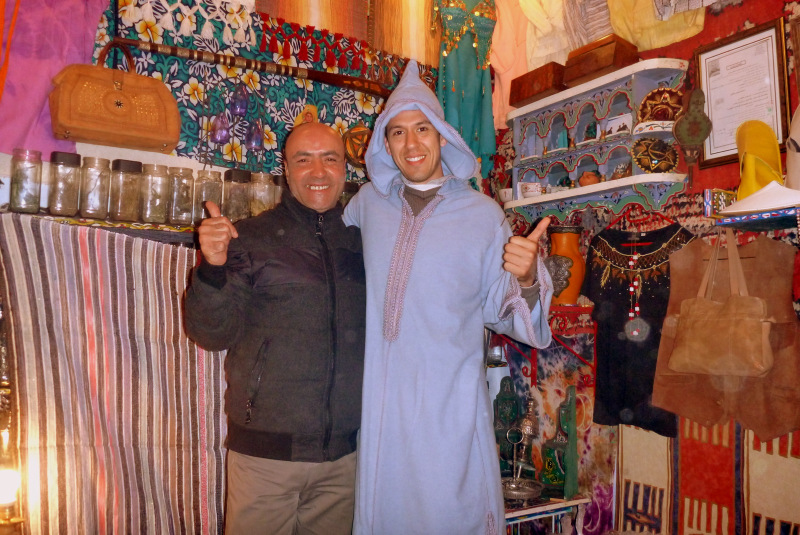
(625, 244), (649, 339)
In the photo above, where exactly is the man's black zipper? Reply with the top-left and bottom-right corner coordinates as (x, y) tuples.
(317, 213), (337, 461)
(244, 338), (271, 424)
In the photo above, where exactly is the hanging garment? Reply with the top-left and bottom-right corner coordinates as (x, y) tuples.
(562, 0), (614, 52)
(653, 0), (727, 20)
(608, 0), (705, 51)
(520, 0), (571, 70)
(347, 61), (553, 535)
(490, 0), (530, 129)
(653, 236), (800, 441)
(435, 0), (498, 177)
(0, 0), (108, 156)
(582, 223), (695, 438)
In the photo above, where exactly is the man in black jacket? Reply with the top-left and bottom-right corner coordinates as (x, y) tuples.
(184, 121), (366, 534)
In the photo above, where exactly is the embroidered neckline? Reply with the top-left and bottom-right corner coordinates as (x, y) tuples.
(591, 226), (692, 271)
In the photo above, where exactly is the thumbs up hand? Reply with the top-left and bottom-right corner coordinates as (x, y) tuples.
(197, 201), (239, 266)
(503, 217), (551, 287)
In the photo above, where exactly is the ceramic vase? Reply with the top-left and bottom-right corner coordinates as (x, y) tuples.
(546, 225), (586, 305)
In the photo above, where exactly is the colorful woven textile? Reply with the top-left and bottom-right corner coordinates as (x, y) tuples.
(0, 213), (227, 534)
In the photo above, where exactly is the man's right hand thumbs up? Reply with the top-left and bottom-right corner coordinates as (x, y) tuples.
(198, 201), (239, 266)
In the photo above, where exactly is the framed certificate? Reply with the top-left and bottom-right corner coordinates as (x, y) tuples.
(694, 18), (789, 168)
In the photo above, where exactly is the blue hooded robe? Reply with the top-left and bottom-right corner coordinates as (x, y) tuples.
(344, 61), (553, 534)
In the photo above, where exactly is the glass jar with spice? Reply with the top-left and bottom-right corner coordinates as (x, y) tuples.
(109, 159), (143, 222)
(9, 148), (43, 213)
(223, 169), (251, 223)
(48, 151), (82, 217)
(193, 169), (222, 225)
(168, 167), (195, 226)
(140, 163), (170, 224)
(249, 172), (278, 217)
(79, 157), (111, 219)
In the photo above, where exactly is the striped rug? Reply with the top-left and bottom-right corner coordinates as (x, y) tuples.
(0, 213), (227, 534)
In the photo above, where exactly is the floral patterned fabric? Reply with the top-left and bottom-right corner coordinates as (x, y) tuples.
(94, 1), (436, 181)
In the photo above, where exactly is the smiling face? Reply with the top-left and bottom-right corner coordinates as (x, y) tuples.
(284, 122), (347, 213)
(384, 109), (447, 184)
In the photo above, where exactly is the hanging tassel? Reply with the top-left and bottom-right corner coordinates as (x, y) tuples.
(282, 38), (291, 60)
(313, 43), (322, 63)
(306, 25), (315, 35)
(141, 0), (154, 21)
(201, 20), (214, 40)
(338, 52), (347, 69)
(180, 14), (194, 36)
(299, 41), (309, 62)
(259, 23), (269, 51)
(223, 25), (234, 45)
(325, 49), (335, 68)
(269, 35), (279, 53)
(161, 11), (175, 32)
(352, 54), (360, 70)
(290, 22), (299, 33)
(234, 25), (246, 43)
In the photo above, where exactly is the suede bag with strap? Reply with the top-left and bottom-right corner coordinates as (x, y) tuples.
(667, 228), (774, 376)
(49, 42), (180, 153)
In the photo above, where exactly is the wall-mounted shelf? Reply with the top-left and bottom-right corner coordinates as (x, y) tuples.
(506, 174), (686, 222)
(506, 58), (688, 224)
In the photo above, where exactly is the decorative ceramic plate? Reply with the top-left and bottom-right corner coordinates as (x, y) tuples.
(343, 123), (372, 168)
(632, 138), (679, 173)
(637, 87), (684, 123)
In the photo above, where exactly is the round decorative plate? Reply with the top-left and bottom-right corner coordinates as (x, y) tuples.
(632, 138), (679, 173)
(343, 123), (372, 168)
(637, 87), (684, 123)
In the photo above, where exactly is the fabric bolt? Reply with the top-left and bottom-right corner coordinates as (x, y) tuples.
(608, 0), (705, 52)
(582, 223), (695, 438)
(0, 0), (107, 156)
(434, 0), (497, 177)
(225, 450), (357, 535)
(0, 212), (226, 534)
(652, 236), (800, 441)
(345, 61), (553, 534)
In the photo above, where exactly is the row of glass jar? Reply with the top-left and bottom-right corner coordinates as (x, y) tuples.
(8, 149), (283, 225)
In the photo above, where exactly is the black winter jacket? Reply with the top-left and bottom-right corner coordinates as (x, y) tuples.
(184, 192), (366, 462)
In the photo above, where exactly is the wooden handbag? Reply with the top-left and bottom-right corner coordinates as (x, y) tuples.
(49, 42), (180, 153)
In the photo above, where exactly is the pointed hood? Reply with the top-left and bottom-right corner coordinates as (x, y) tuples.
(365, 60), (480, 195)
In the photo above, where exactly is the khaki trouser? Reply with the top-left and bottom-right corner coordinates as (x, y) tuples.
(225, 450), (357, 535)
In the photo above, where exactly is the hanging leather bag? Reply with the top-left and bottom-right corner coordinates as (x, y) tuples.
(667, 228), (774, 376)
(49, 42), (180, 153)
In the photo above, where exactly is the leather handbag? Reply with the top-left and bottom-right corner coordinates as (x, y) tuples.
(667, 228), (774, 376)
(49, 42), (180, 153)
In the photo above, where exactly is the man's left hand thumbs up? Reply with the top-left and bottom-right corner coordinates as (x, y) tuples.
(503, 217), (551, 287)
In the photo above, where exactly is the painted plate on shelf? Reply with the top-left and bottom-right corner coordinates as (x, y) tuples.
(632, 138), (679, 173)
(638, 87), (684, 123)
